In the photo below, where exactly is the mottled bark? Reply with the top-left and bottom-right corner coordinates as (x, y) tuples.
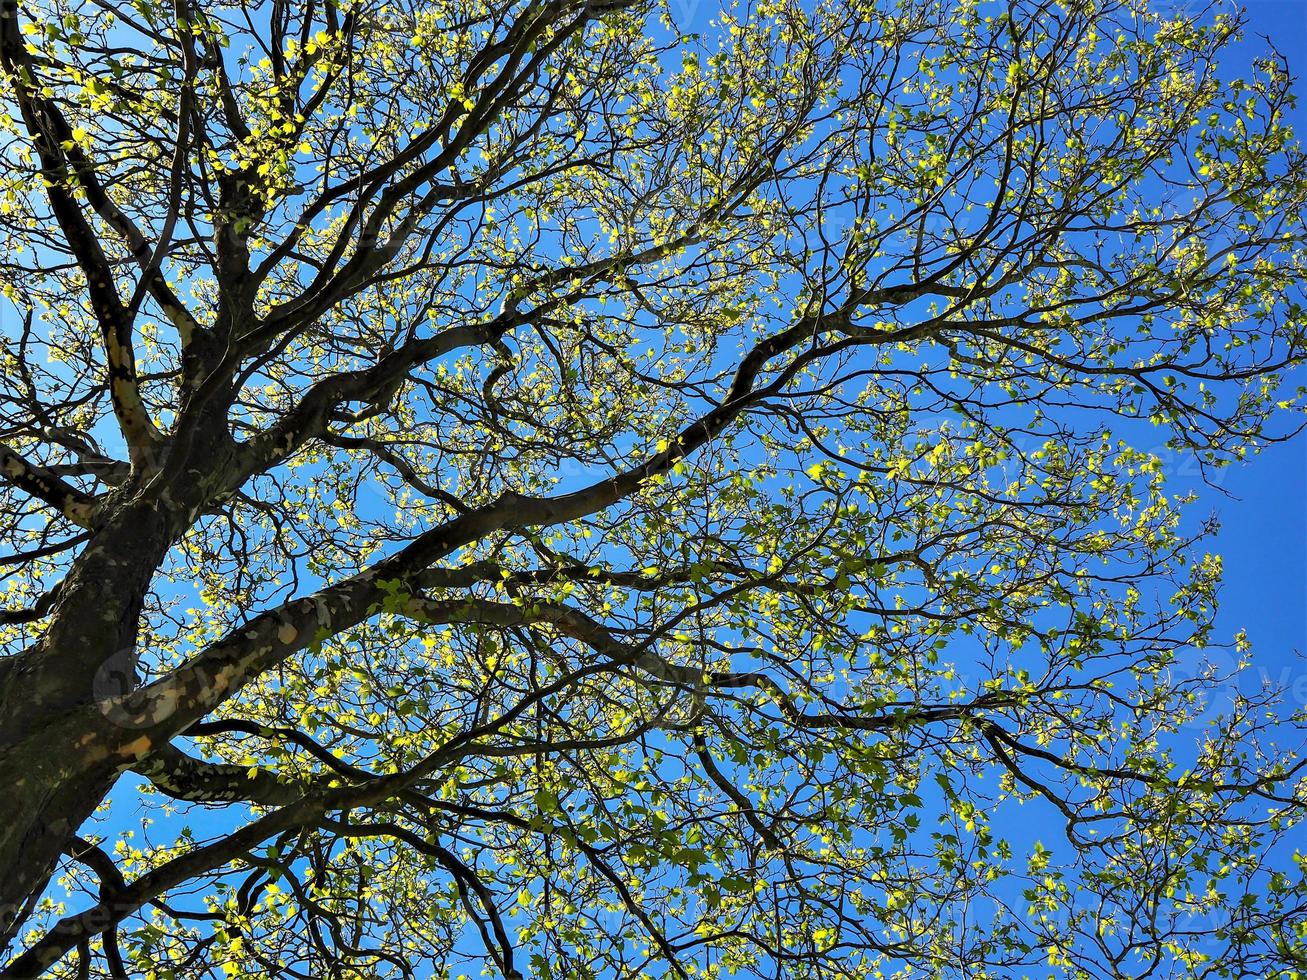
(0, 441), (236, 951)
(0, 712), (124, 952)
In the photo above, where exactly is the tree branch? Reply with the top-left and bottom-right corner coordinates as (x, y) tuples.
(0, 5), (167, 463)
(0, 442), (98, 527)
(132, 742), (305, 807)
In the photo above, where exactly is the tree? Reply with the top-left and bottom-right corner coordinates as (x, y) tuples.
(0, 0), (1305, 973)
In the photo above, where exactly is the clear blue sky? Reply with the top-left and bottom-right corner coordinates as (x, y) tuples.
(1181, 0), (1307, 722)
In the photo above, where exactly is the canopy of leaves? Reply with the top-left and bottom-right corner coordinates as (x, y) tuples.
(0, 0), (1306, 976)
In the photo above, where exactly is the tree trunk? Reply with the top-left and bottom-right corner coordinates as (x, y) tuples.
(0, 502), (176, 956)
(0, 711), (122, 954)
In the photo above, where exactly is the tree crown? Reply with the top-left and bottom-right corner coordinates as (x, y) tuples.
(1, 0), (1306, 975)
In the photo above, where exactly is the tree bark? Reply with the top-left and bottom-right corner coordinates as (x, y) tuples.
(0, 713), (124, 953)
(0, 502), (176, 954)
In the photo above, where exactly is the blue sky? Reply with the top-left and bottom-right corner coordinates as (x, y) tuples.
(1183, 0), (1307, 726)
